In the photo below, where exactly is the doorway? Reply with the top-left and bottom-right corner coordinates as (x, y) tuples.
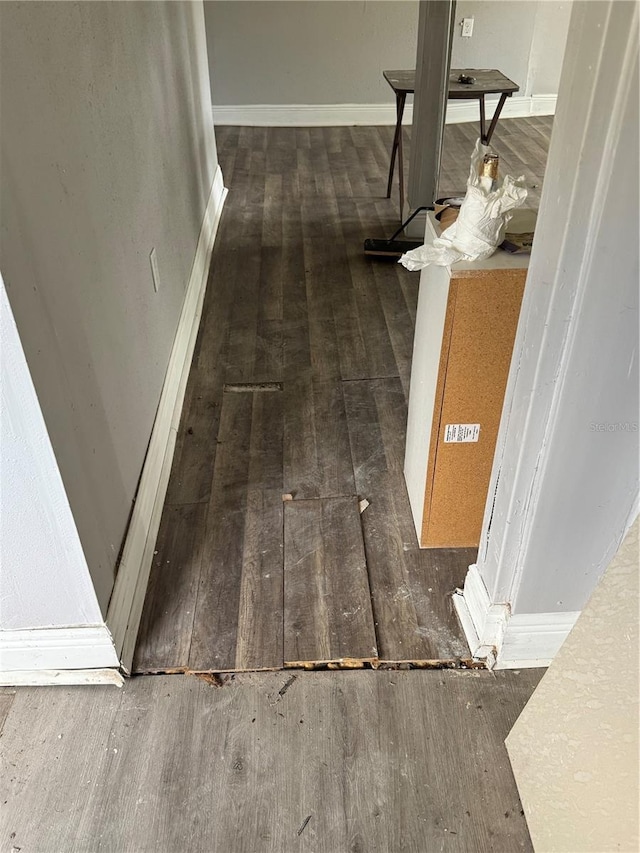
(132, 2), (568, 675)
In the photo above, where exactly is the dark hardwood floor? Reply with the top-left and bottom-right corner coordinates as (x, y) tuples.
(133, 117), (553, 674)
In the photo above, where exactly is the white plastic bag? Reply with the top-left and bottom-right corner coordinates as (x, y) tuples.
(400, 139), (528, 270)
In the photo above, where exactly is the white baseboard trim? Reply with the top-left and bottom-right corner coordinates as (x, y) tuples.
(213, 103), (409, 127)
(212, 95), (557, 127)
(445, 94), (557, 126)
(452, 590), (486, 660)
(460, 563), (510, 662)
(0, 625), (120, 676)
(454, 563), (580, 669)
(1, 668), (123, 687)
(496, 611), (580, 669)
(106, 165), (227, 672)
(528, 94), (558, 116)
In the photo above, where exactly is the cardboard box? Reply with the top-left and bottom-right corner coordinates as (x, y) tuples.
(404, 214), (528, 548)
(421, 267), (526, 547)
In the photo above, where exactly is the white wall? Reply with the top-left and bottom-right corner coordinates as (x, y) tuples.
(1, 275), (102, 631)
(480, 0), (639, 615)
(527, 1), (573, 94)
(0, 2), (219, 615)
(457, 0), (639, 668)
(205, 0), (419, 104)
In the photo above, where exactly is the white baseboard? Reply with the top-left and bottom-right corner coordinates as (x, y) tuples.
(213, 103), (409, 127)
(445, 94), (557, 125)
(106, 165), (227, 672)
(0, 625), (120, 678)
(496, 611), (580, 669)
(1, 667), (124, 687)
(452, 590), (484, 659)
(212, 95), (557, 127)
(454, 563), (580, 669)
(452, 566), (506, 668)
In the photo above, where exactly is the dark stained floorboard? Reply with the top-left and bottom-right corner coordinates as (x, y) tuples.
(283, 497), (377, 666)
(188, 390), (284, 673)
(134, 118), (553, 673)
(134, 503), (207, 672)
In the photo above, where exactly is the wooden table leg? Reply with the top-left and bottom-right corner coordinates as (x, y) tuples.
(397, 91), (407, 218)
(386, 92), (404, 198)
(484, 92), (510, 144)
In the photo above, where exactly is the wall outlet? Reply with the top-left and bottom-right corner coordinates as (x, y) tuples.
(149, 247), (160, 293)
(461, 17), (474, 38)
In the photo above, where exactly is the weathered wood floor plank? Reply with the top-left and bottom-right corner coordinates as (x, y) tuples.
(188, 390), (284, 672)
(344, 378), (474, 663)
(133, 502), (207, 672)
(284, 497), (377, 666)
(283, 374), (355, 501)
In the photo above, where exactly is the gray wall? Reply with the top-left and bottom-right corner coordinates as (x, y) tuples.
(451, 1), (571, 96)
(0, 2), (218, 613)
(205, 0), (570, 107)
(451, 1), (538, 94)
(204, 1), (419, 104)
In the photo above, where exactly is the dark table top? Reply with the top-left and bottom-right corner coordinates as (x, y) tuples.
(383, 68), (519, 98)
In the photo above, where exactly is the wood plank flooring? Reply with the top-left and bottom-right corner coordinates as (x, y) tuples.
(134, 118), (553, 674)
(0, 669), (542, 852)
(284, 497), (377, 666)
(188, 389), (284, 673)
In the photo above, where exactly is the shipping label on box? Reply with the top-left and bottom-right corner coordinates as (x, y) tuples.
(444, 423), (480, 443)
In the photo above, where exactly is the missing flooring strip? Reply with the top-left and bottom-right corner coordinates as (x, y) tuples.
(134, 659), (487, 678)
(282, 658), (485, 672)
(371, 659), (486, 671)
(223, 382), (283, 393)
(285, 657), (377, 671)
(341, 376), (400, 383)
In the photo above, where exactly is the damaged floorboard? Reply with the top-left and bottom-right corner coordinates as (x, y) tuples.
(134, 118), (552, 674)
(284, 497), (377, 667)
(343, 378), (477, 664)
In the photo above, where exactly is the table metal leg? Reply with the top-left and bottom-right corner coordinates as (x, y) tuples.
(386, 92), (406, 212)
(484, 92), (509, 145)
(479, 96), (487, 143)
(386, 93), (403, 198)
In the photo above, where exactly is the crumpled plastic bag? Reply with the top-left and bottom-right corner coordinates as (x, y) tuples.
(400, 139), (528, 270)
